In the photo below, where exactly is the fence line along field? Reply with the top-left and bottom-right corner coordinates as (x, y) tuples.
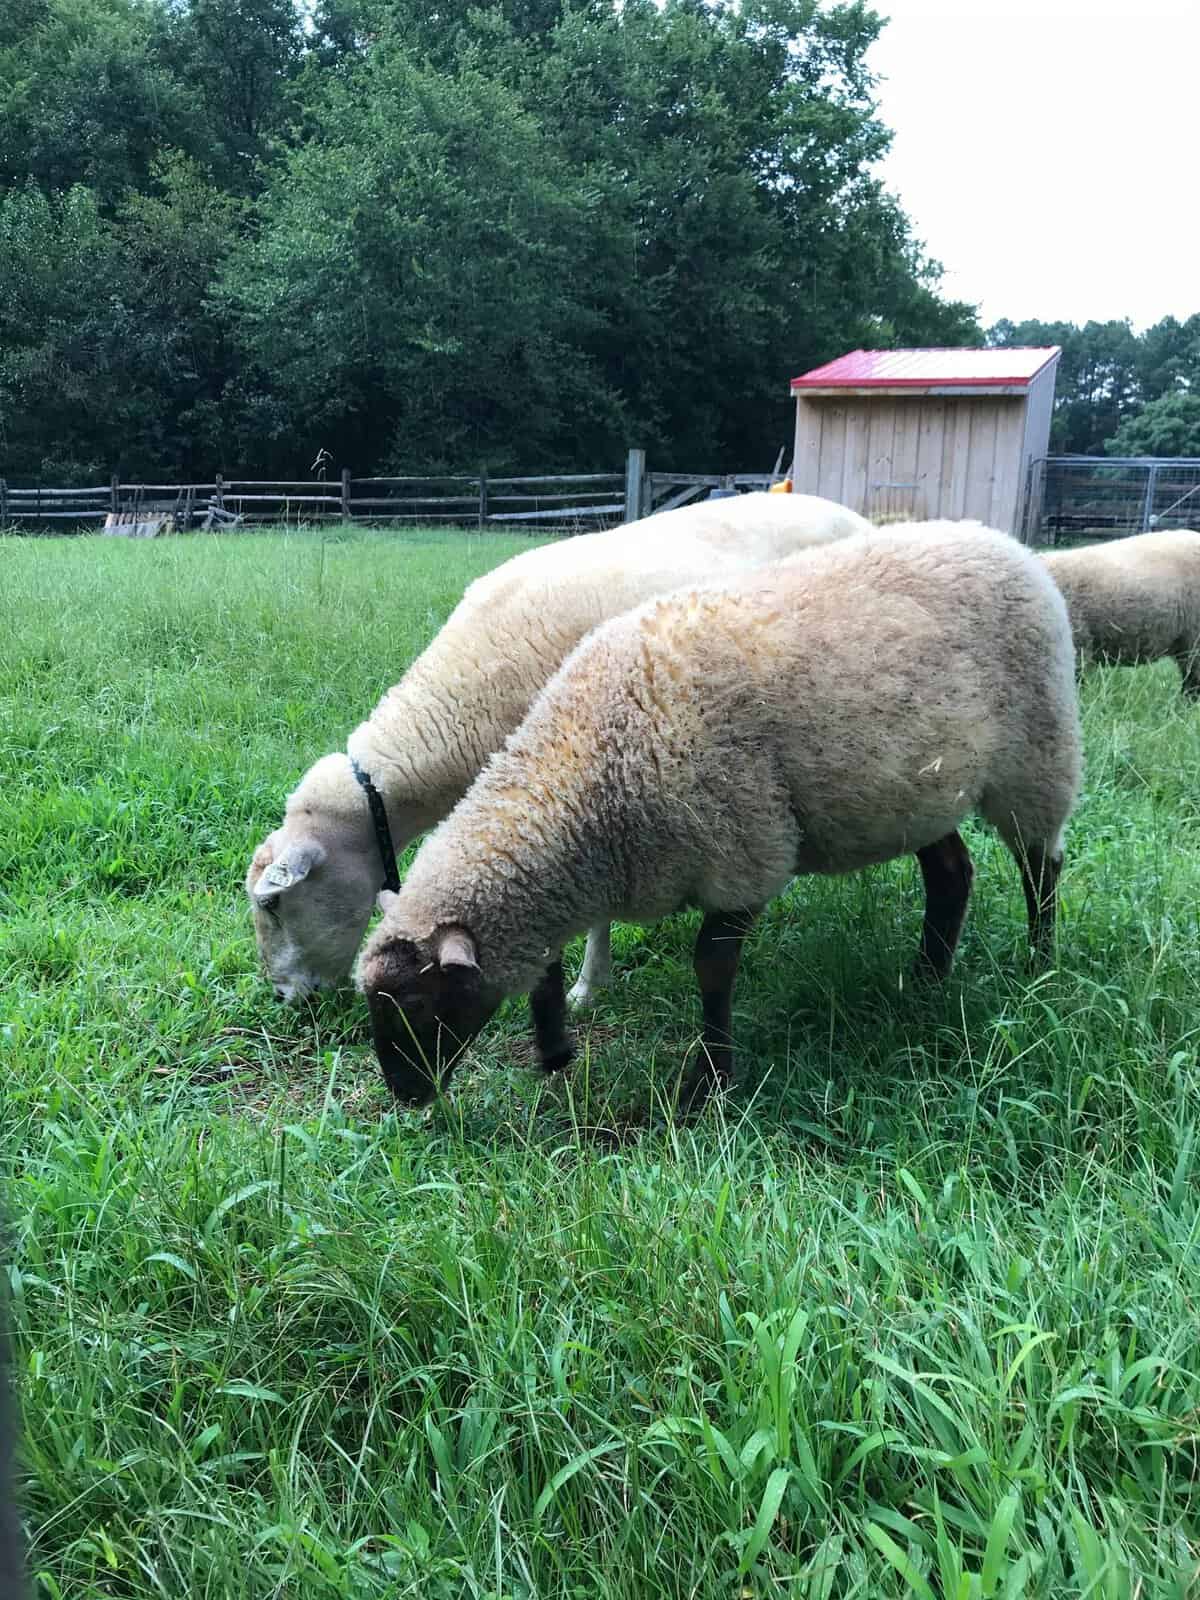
(0, 454), (785, 535)
(3, 525), (1199, 1598)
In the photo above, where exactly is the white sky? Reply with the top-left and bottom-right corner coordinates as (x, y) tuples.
(867, 0), (1200, 331)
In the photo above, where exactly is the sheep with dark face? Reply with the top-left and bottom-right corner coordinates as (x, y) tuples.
(1042, 529), (1200, 693)
(245, 491), (871, 1004)
(360, 521), (1082, 1109)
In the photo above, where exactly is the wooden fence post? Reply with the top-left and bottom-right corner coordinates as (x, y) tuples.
(624, 448), (646, 523)
(478, 465), (488, 529)
(0, 479), (6, 531)
(110, 473), (119, 516)
(341, 467), (351, 522)
(215, 474), (224, 513)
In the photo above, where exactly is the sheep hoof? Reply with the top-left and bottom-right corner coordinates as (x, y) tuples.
(909, 955), (953, 988)
(566, 979), (597, 1010)
(540, 1042), (576, 1075)
(676, 1061), (731, 1118)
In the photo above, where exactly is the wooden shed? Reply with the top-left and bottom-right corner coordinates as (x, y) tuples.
(789, 346), (1060, 536)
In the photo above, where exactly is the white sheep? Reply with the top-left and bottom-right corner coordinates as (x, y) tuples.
(1041, 528), (1200, 694)
(246, 491), (872, 1001)
(359, 520), (1083, 1108)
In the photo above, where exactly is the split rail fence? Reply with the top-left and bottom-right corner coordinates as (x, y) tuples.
(0, 451), (787, 536)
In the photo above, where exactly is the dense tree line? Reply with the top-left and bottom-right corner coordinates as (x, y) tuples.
(989, 316), (1200, 457)
(0, 0), (980, 481)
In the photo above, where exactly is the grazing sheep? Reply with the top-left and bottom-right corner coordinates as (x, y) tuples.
(246, 492), (872, 1002)
(360, 521), (1082, 1109)
(1042, 529), (1200, 694)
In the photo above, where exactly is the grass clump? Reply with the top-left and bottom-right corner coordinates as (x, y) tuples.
(2, 525), (1199, 1598)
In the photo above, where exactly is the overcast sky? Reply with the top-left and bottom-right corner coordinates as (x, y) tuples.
(867, 0), (1199, 331)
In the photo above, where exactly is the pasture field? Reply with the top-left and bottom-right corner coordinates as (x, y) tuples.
(2, 526), (1199, 1599)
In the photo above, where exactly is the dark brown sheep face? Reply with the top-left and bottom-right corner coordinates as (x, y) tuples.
(362, 927), (502, 1104)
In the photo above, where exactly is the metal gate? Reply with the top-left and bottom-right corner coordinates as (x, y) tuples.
(1021, 455), (1200, 543)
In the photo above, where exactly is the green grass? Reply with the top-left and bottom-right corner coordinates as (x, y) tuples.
(3, 524), (1200, 1599)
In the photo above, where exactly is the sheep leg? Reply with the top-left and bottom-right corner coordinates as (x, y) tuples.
(530, 958), (575, 1074)
(914, 831), (974, 979)
(681, 908), (756, 1112)
(1017, 844), (1062, 964)
(566, 923), (612, 1009)
(1174, 645), (1200, 699)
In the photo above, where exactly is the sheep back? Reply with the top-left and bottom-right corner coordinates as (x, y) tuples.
(391, 521), (1081, 997)
(1043, 528), (1200, 667)
(350, 492), (871, 784)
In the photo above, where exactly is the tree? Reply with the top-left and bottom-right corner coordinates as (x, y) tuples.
(163, 0), (304, 191)
(0, 165), (241, 478)
(0, 0), (207, 209)
(218, 43), (620, 472)
(305, 0), (978, 468)
(1105, 392), (1200, 459)
(0, 0), (983, 476)
(1136, 314), (1200, 404)
(990, 315), (1200, 457)
(989, 317), (1141, 453)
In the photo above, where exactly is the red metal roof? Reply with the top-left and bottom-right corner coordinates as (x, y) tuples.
(790, 346), (1060, 391)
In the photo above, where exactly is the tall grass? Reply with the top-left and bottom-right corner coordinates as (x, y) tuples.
(2, 526), (1198, 1598)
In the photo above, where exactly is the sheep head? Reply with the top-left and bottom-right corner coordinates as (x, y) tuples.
(359, 920), (502, 1104)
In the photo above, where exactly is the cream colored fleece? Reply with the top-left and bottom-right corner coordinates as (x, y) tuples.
(248, 491), (873, 997)
(1043, 528), (1200, 688)
(365, 520), (1083, 1000)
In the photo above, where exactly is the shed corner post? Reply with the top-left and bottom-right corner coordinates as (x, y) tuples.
(1018, 457), (1040, 544)
(625, 448), (647, 523)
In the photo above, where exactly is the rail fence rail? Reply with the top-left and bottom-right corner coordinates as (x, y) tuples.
(0, 452), (789, 536)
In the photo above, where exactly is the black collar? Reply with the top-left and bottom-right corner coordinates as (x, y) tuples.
(349, 757), (401, 893)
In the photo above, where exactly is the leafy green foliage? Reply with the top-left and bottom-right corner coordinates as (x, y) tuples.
(4, 527), (1200, 1596)
(989, 315), (1200, 456)
(0, 164), (242, 479)
(217, 45), (622, 472)
(161, 0), (306, 189)
(0, 0), (978, 479)
(1105, 390), (1200, 459)
(0, 0), (206, 206)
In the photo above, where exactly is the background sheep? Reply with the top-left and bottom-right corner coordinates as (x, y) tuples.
(246, 491), (871, 1002)
(360, 521), (1082, 1109)
(1042, 529), (1200, 694)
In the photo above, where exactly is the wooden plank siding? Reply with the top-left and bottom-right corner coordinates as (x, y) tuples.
(816, 403), (848, 506)
(792, 392), (1033, 535)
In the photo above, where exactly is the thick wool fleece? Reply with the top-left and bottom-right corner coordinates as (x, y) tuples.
(248, 491), (871, 993)
(367, 521), (1083, 1000)
(1042, 529), (1200, 687)
(345, 494), (871, 800)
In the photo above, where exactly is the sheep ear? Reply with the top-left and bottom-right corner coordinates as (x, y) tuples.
(376, 888), (400, 915)
(255, 839), (326, 897)
(436, 927), (479, 973)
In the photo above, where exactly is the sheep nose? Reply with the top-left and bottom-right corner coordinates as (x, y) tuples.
(274, 986), (287, 1002)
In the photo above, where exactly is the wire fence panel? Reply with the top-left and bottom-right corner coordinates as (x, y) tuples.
(1024, 455), (1200, 543)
